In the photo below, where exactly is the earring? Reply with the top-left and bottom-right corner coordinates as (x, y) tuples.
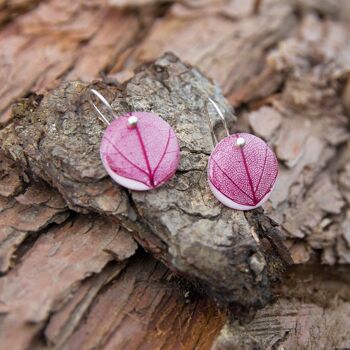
(90, 89), (180, 191)
(206, 98), (278, 210)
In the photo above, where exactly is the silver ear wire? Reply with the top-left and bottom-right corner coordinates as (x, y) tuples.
(208, 97), (230, 137)
(205, 101), (218, 146)
(206, 97), (231, 145)
(89, 89), (118, 126)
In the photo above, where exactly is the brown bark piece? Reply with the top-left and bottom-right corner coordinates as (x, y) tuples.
(65, 9), (139, 83)
(62, 254), (224, 350)
(281, 176), (344, 240)
(339, 162), (350, 204)
(214, 300), (350, 350)
(0, 154), (23, 197)
(114, 1), (297, 95)
(243, 13), (350, 265)
(108, 0), (164, 7)
(0, 163), (69, 272)
(0, 185), (67, 232)
(0, 0), (41, 24)
(213, 265), (350, 349)
(0, 227), (27, 272)
(0, 0), (350, 348)
(248, 106), (282, 140)
(0, 53), (291, 309)
(45, 263), (127, 348)
(0, 215), (137, 349)
(294, 0), (350, 19)
(0, 0), (140, 125)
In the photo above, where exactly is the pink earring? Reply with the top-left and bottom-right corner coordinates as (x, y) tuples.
(90, 89), (180, 191)
(207, 99), (278, 210)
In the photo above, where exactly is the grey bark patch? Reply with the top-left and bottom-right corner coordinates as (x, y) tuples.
(0, 53), (290, 308)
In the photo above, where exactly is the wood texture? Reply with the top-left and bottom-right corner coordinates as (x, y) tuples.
(0, 53), (291, 309)
(213, 265), (350, 349)
(0, 0), (349, 349)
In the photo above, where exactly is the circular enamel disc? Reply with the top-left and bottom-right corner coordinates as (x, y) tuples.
(208, 133), (278, 210)
(100, 112), (180, 191)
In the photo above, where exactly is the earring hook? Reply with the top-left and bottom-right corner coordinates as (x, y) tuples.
(206, 97), (231, 145)
(205, 101), (218, 146)
(208, 97), (230, 137)
(89, 89), (119, 126)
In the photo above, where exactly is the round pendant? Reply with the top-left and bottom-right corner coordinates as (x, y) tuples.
(100, 112), (180, 191)
(208, 133), (278, 210)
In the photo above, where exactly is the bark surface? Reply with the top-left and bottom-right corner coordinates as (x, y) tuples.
(0, 0), (349, 349)
(0, 53), (291, 309)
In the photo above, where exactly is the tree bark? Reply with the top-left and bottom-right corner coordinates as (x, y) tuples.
(0, 52), (291, 309)
(0, 0), (349, 349)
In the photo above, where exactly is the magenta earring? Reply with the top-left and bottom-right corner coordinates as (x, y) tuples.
(90, 89), (180, 191)
(207, 99), (278, 210)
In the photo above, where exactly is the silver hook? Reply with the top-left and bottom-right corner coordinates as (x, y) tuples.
(206, 97), (231, 145)
(89, 89), (119, 126)
(205, 101), (218, 146)
(208, 97), (230, 137)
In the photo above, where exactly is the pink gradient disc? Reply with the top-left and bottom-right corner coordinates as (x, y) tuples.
(100, 112), (180, 191)
(208, 133), (278, 210)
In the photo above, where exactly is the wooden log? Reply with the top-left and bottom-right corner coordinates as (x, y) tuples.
(0, 53), (292, 310)
(1, 0), (350, 348)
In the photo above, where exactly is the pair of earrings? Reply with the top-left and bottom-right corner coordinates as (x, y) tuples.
(90, 89), (278, 211)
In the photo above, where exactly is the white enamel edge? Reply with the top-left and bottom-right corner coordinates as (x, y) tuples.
(101, 152), (152, 191)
